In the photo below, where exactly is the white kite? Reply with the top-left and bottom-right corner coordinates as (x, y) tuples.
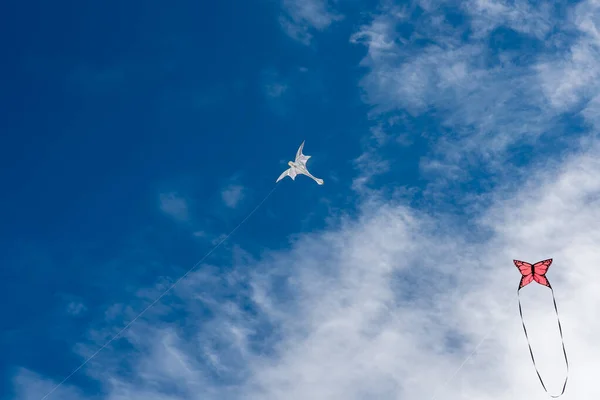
(276, 141), (324, 185)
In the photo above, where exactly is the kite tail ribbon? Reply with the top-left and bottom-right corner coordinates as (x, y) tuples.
(517, 285), (569, 398)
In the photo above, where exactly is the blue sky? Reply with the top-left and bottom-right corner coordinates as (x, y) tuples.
(3, 0), (600, 399)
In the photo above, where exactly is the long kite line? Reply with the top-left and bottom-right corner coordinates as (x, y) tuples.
(430, 295), (515, 400)
(40, 185), (278, 400)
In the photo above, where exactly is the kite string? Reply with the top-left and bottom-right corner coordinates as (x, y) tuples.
(430, 296), (515, 400)
(517, 286), (569, 398)
(40, 185), (278, 400)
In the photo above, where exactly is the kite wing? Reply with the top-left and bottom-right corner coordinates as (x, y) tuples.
(532, 259), (552, 275)
(514, 260), (534, 289)
(520, 274), (535, 289)
(514, 260), (533, 275)
(532, 259), (552, 288)
(276, 167), (297, 183)
(294, 140), (311, 165)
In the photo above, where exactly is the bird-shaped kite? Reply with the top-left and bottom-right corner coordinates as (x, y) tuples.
(514, 259), (569, 398)
(276, 140), (324, 185)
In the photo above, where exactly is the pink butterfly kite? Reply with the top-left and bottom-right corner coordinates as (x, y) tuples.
(514, 258), (552, 289)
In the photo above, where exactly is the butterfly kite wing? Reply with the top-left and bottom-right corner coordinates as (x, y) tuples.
(520, 274), (535, 289)
(532, 259), (552, 275)
(532, 259), (552, 288)
(514, 260), (534, 289)
(532, 274), (551, 287)
(514, 260), (533, 275)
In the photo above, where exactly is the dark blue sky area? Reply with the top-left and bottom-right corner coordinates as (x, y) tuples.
(0, 1), (381, 396)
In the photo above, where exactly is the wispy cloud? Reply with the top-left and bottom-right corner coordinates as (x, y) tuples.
(221, 184), (245, 209)
(280, 0), (342, 45)
(464, 0), (558, 39)
(348, 0), (593, 189)
(265, 82), (288, 98)
(66, 301), (87, 316)
(13, 369), (84, 400)
(351, 124), (391, 192)
(261, 69), (292, 115)
(159, 192), (189, 222)
(536, 0), (600, 121)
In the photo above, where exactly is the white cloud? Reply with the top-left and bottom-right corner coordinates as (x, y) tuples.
(351, 124), (392, 192)
(280, 0), (342, 45)
(536, 0), (600, 120)
(221, 184), (245, 209)
(348, 0), (595, 185)
(159, 192), (189, 222)
(13, 369), (84, 400)
(463, 0), (557, 39)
